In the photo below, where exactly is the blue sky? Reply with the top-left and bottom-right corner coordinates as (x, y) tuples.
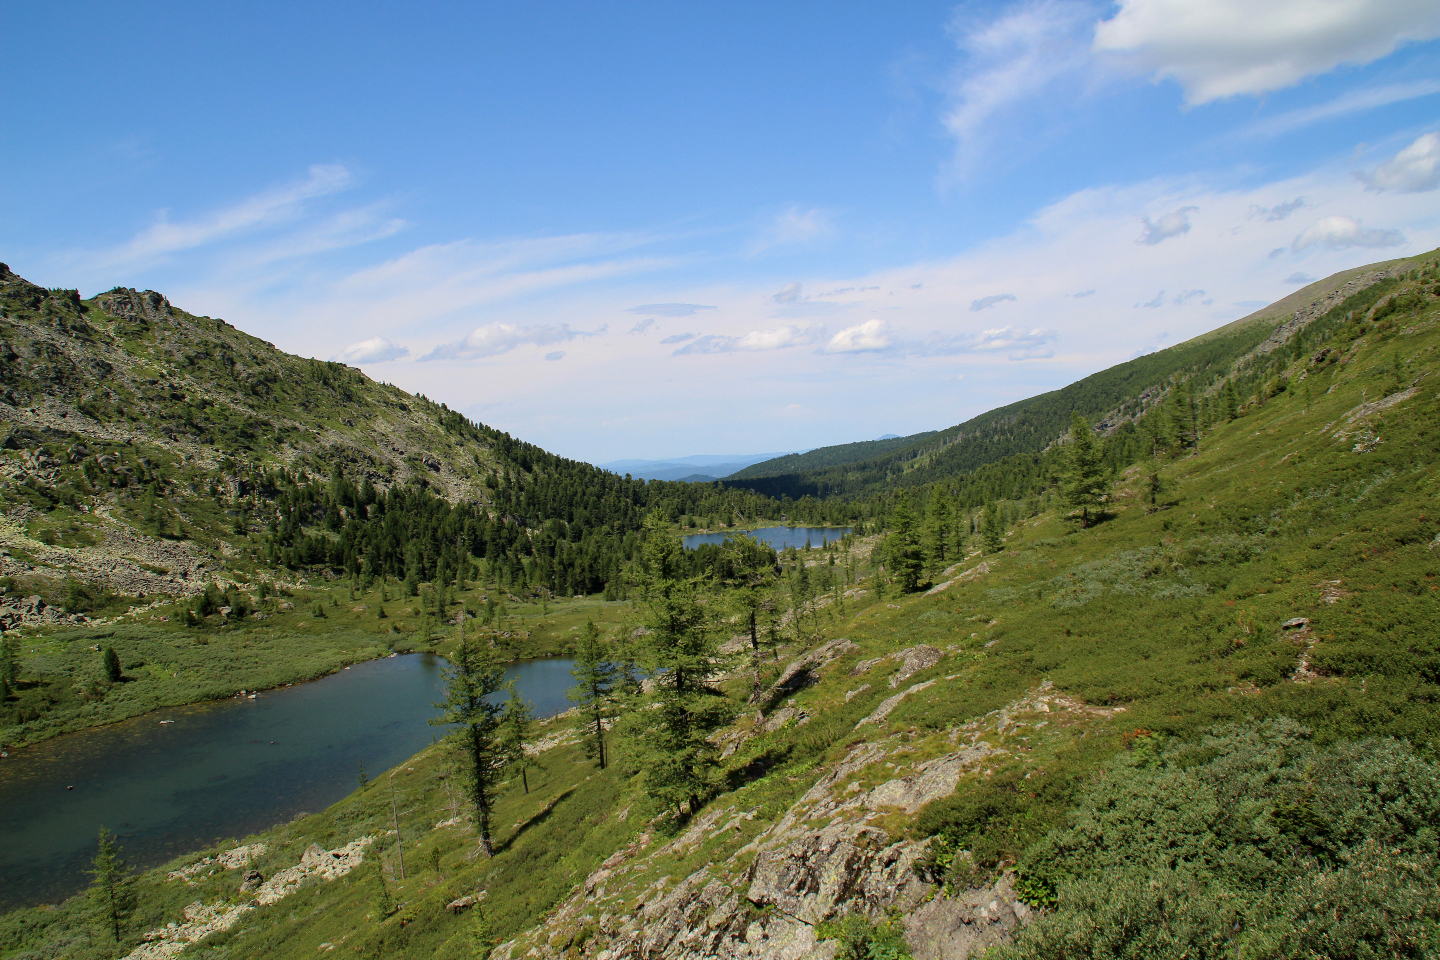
(5, 1), (1440, 463)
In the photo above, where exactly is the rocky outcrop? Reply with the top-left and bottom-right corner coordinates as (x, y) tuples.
(904, 874), (1034, 960)
(129, 837), (372, 960)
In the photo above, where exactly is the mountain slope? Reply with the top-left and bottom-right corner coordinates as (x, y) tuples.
(727, 253), (1425, 499)
(5, 247), (1438, 960)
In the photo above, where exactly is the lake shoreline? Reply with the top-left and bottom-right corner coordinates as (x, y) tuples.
(0, 638), (576, 758)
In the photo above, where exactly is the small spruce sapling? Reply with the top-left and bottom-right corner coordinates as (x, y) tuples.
(102, 646), (122, 684)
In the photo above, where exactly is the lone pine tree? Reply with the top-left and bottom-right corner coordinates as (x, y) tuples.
(630, 511), (733, 817)
(567, 621), (618, 769)
(431, 632), (509, 855)
(883, 497), (925, 592)
(499, 682), (539, 794)
(1060, 412), (1109, 528)
(88, 827), (134, 943)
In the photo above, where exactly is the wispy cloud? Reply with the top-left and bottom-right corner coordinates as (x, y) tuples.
(920, 325), (1058, 360)
(751, 206), (834, 253)
(1238, 81), (1440, 138)
(970, 293), (1017, 311)
(1249, 197), (1308, 221)
(421, 321), (604, 361)
(83, 164), (355, 271)
(673, 323), (825, 355)
(630, 318), (656, 334)
(625, 302), (717, 317)
(772, 282), (803, 303)
(660, 332), (694, 344)
(943, 0), (1095, 173)
(1137, 206), (1197, 245)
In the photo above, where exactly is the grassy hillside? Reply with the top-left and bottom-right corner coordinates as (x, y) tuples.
(5, 252), (1438, 959)
(0, 266), (855, 746)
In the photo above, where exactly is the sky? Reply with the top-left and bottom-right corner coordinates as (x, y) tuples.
(4, 0), (1440, 464)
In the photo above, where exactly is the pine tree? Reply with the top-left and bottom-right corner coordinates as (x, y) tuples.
(1222, 379), (1240, 421)
(499, 682), (538, 794)
(372, 866), (394, 918)
(567, 621), (618, 769)
(0, 633), (17, 701)
(89, 827), (134, 942)
(921, 487), (953, 576)
(628, 511), (733, 818)
(102, 646), (122, 684)
(430, 632), (508, 855)
(1060, 412), (1109, 528)
(883, 497), (925, 592)
(718, 533), (777, 701)
(981, 501), (1003, 553)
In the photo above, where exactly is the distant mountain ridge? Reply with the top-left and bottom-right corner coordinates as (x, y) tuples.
(726, 253), (1427, 499)
(598, 452), (798, 482)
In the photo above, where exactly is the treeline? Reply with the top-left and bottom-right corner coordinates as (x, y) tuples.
(247, 453), (863, 598)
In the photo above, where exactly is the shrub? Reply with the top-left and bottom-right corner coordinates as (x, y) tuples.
(995, 719), (1440, 960)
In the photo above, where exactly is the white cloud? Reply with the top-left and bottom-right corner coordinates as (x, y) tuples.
(970, 293), (1017, 311)
(772, 282), (803, 303)
(674, 323), (824, 355)
(332, 336), (409, 364)
(1292, 215), (1405, 250)
(1093, 0), (1440, 105)
(823, 319), (892, 353)
(943, 1), (1095, 170)
(1357, 132), (1440, 193)
(625, 302), (716, 317)
(421, 322), (600, 361)
(1249, 197), (1308, 221)
(1137, 206), (1197, 245)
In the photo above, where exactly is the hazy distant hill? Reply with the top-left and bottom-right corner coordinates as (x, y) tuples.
(598, 452), (797, 482)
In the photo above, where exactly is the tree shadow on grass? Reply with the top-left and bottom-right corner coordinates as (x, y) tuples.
(496, 786), (576, 854)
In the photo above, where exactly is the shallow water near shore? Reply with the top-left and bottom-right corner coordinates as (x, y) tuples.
(0, 653), (575, 911)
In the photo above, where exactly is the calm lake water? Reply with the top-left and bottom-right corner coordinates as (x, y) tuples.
(682, 525), (852, 551)
(0, 654), (575, 911)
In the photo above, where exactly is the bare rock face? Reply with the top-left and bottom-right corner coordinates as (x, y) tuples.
(904, 874), (1034, 960)
(745, 822), (931, 926)
(889, 645), (944, 688)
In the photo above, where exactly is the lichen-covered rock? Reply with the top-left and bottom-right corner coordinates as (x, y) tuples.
(903, 873), (1034, 960)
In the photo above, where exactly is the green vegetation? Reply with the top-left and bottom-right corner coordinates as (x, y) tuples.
(996, 721), (1440, 960)
(2, 253), (1440, 960)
